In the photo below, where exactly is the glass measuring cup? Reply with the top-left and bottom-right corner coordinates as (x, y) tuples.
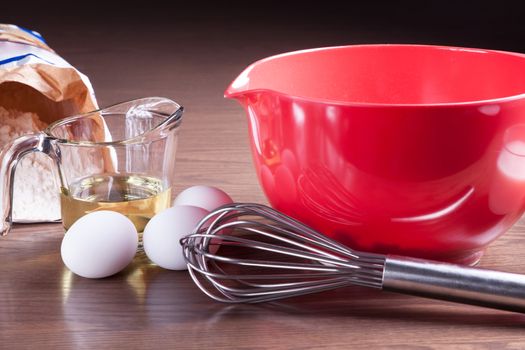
(0, 97), (183, 235)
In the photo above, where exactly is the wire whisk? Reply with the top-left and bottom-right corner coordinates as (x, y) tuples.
(181, 203), (525, 313)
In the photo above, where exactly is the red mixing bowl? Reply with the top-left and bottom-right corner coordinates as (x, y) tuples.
(225, 44), (525, 265)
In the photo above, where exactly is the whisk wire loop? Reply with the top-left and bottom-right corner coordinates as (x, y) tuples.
(182, 203), (386, 303)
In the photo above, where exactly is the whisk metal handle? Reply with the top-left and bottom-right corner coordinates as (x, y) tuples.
(383, 256), (525, 313)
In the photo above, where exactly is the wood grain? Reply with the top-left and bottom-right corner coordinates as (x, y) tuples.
(1, 11), (525, 350)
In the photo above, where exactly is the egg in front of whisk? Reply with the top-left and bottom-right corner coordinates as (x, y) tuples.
(143, 205), (210, 270)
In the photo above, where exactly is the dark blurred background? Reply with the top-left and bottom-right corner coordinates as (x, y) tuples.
(4, 0), (525, 50)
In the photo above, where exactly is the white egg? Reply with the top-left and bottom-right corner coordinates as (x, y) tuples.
(61, 211), (138, 279)
(143, 205), (209, 270)
(173, 185), (233, 212)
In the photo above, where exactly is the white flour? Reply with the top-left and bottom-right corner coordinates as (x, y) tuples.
(0, 106), (60, 221)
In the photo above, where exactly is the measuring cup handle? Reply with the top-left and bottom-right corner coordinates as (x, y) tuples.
(0, 133), (54, 236)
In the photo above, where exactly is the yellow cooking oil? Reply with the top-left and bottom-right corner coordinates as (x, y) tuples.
(60, 174), (171, 233)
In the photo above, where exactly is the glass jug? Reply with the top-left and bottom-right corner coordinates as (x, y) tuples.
(0, 97), (183, 235)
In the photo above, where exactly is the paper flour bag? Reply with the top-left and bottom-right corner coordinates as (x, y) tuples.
(0, 24), (97, 222)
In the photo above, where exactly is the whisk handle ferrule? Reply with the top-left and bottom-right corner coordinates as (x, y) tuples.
(382, 256), (525, 313)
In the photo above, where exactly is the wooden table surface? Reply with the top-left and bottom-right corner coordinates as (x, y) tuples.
(2, 6), (525, 349)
